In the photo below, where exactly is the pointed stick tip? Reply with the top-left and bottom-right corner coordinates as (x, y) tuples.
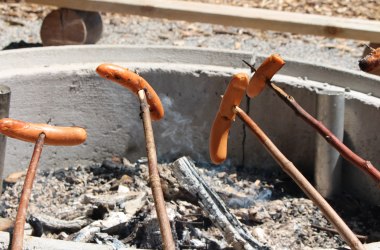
(242, 60), (256, 73)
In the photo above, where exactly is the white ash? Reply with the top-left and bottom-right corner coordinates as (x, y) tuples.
(0, 157), (378, 249)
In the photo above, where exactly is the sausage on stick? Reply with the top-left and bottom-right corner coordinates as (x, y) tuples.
(246, 54), (285, 98)
(0, 118), (87, 146)
(358, 45), (380, 73)
(96, 64), (164, 121)
(0, 118), (87, 250)
(209, 73), (249, 164)
(244, 55), (380, 183)
(96, 64), (175, 250)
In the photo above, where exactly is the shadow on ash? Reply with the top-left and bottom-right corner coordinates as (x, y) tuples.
(0, 45), (379, 250)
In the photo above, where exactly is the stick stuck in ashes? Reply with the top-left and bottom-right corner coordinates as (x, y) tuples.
(96, 64), (175, 250)
(0, 118), (87, 250)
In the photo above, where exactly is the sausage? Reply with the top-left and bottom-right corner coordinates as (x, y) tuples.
(209, 113), (232, 164)
(219, 73), (249, 120)
(247, 54), (285, 98)
(0, 118), (87, 146)
(96, 64), (164, 121)
(359, 47), (380, 73)
(209, 73), (249, 164)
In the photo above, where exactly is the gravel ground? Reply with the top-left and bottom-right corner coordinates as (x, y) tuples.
(0, 2), (376, 71)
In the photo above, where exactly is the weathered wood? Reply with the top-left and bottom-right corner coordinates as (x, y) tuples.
(83, 191), (143, 207)
(0, 218), (13, 232)
(26, 0), (380, 42)
(32, 213), (91, 232)
(71, 212), (129, 242)
(171, 157), (267, 250)
(40, 8), (102, 46)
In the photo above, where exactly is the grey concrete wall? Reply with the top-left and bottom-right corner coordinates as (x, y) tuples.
(0, 45), (378, 204)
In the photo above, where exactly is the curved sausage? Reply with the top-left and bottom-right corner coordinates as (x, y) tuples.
(247, 54), (285, 98)
(96, 64), (164, 121)
(0, 118), (87, 146)
(209, 73), (249, 164)
(209, 113), (232, 164)
(219, 73), (249, 120)
(359, 47), (380, 73)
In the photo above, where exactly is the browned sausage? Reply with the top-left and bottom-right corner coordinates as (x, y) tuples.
(209, 73), (249, 164)
(219, 73), (249, 120)
(209, 112), (232, 164)
(247, 54), (285, 98)
(96, 64), (164, 121)
(0, 118), (87, 146)
(359, 47), (380, 73)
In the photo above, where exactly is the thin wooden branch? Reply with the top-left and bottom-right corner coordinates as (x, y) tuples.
(11, 133), (46, 250)
(268, 82), (380, 184)
(311, 224), (368, 243)
(234, 106), (364, 250)
(137, 89), (175, 250)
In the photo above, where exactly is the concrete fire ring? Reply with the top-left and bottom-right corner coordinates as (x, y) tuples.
(0, 45), (379, 205)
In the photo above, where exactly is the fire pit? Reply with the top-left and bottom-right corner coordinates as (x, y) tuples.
(0, 45), (379, 249)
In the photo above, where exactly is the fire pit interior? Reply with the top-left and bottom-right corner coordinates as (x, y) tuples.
(0, 45), (379, 249)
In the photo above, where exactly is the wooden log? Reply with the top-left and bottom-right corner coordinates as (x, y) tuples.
(40, 8), (103, 46)
(32, 213), (91, 233)
(169, 157), (268, 250)
(83, 191), (143, 207)
(27, 0), (380, 42)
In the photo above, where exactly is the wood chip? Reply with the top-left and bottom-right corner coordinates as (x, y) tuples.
(4, 171), (26, 183)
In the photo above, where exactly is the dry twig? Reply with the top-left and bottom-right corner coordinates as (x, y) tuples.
(138, 89), (175, 250)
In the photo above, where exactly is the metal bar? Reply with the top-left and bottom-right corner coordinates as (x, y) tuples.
(314, 90), (345, 198)
(0, 85), (10, 195)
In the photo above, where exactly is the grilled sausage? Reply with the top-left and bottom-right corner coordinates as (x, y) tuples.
(219, 73), (249, 120)
(209, 113), (232, 164)
(209, 73), (249, 164)
(96, 64), (164, 121)
(0, 118), (87, 146)
(359, 47), (380, 73)
(247, 54), (285, 98)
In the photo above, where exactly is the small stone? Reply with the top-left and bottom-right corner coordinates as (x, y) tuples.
(5, 171), (26, 183)
(0, 218), (13, 231)
(57, 232), (69, 240)
(117, 184), (130, 193)
(252, 227), (267, 243)
(217, 172), (226, 178)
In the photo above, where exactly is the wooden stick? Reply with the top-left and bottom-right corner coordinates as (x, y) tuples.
(311, 224), (368, 243)
(137, 89), (175, 250)
(26, 0), (380, 42)
(234, 106), (364, 250)
(11, 133), (46, 250)
(268, 82), (380, 184)
(172, 157), (267, 250)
